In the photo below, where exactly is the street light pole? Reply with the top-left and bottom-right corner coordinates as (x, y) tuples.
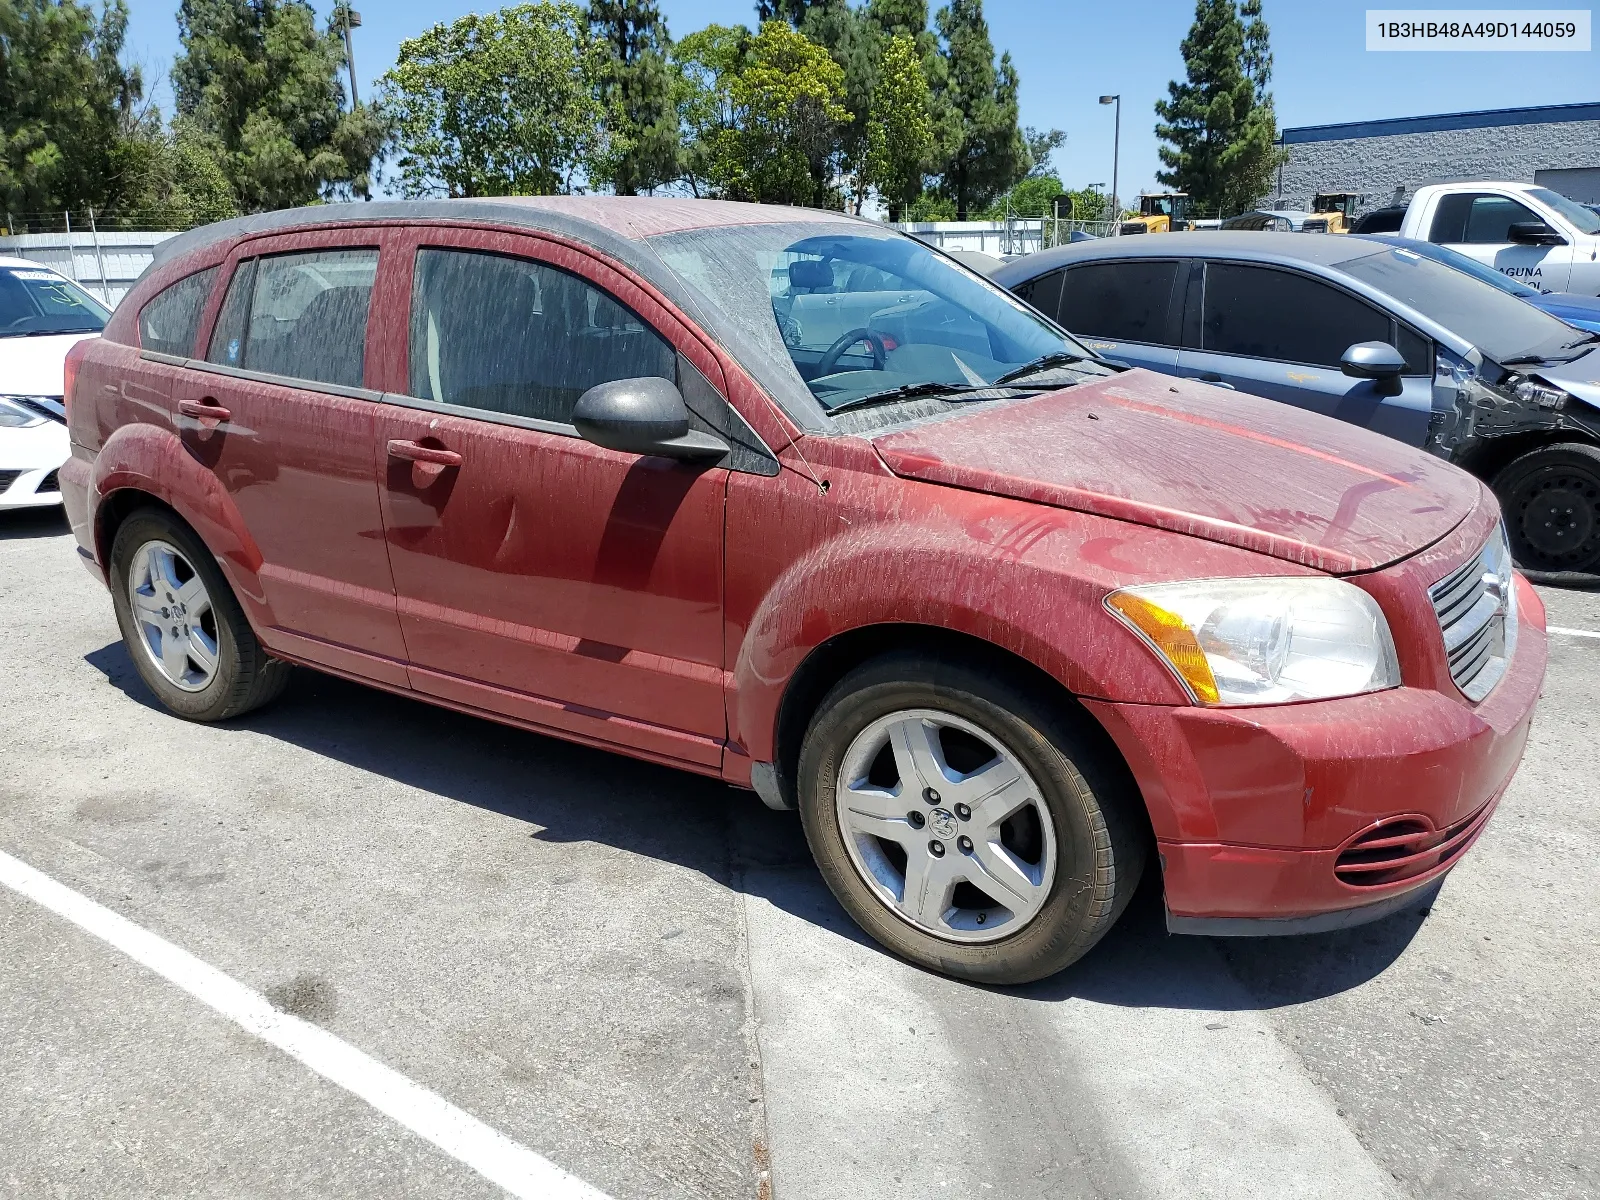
(1099, 95), (1120, 235)
(340, 6), (362, 108)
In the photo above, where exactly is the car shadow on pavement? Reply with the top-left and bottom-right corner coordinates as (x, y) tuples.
(85, 639), (1430, 1012)
(0, 508), (70, 540)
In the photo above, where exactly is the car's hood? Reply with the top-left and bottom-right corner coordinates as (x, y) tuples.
(1535, 343), (1600, 410)
(1534, 291), (1600, 333)
(0, 331), (98, 396)
(870, 370), (1483, 573)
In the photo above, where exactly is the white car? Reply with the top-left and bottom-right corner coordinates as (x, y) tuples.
(0, 256), (108, 510)
(1396, 182), (1600, 296)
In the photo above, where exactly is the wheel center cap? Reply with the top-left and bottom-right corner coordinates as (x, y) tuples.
(928, 808), (959, 839)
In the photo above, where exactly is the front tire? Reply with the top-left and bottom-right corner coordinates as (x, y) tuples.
(797, 651), (1146, 985)
(108, 508), (290, 721)
(1494, 442), (1600, 577)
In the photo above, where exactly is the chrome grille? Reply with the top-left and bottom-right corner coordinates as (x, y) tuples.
(1430, 528), (1516, 703)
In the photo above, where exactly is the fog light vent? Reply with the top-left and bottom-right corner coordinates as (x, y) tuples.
(1334, 802), (1495, 889)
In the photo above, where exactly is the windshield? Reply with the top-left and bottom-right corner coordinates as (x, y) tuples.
(647, 222), (1093, 423)
(1529, 187), (1600, 236)
(0, 265), (110, 337)
(1366, 237), (1542, 298)
(1335, 246), (1593, 364)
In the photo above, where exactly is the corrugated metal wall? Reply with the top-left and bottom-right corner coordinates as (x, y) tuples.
(0, 231), (177, 308)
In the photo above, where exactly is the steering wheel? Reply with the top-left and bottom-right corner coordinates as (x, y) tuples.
(816, 327), (889, 376)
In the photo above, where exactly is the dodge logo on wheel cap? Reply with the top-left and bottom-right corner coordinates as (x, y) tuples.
(929, 808), (959, 839)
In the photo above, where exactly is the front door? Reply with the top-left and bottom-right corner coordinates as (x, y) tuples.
(1427, 191), (1576, 293)
(1175, 261), (1435, 448)
(183, 229), (408, 682)
(368, 229), (730, 769)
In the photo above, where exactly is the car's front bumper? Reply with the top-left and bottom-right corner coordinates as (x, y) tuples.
(1084, 576), (1547, 933)
(0, 421), (69, 510)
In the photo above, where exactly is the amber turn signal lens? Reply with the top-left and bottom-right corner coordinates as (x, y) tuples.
(1105, 590), (1221, 704)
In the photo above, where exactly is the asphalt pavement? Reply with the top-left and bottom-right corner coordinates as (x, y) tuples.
(2, 505), (1595, 1200)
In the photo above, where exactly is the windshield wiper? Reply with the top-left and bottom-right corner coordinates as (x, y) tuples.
(1502, 333), (1600, 366)
(825, 381), (983, 415)
(992, 352), (1088, 385)
(18, 327), (101, 337)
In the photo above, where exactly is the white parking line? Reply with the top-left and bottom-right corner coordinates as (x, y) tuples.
(1548, 625), (1600, 639)
(0, 849), (612, 1200)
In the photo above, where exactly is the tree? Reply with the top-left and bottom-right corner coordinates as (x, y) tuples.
(1153, 0), (1285, 216)
(863, 34), (932, 221)
(0, 0), (145, 220)
(379, 3), (610, 198)
(174, 0), (384, 211)
(587, 0), (678, 194)
(681, 21), (848, 206)
(671, 23), (747, 198)
(1024, 126), (1066, 177)
(799, 1), (879, 211)
(932, 0), (1027, 219)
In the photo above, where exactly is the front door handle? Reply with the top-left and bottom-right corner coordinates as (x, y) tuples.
(1196, 374), (1236, 390)
(178, 397), (231, 420)
(387, 439), (463, 468)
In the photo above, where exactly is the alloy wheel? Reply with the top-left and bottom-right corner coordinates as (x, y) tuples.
(126, 539), (219, 692)
(834, 708), (1058, 943)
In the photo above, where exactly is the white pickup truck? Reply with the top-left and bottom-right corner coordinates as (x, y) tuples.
(1396, 181), (1600, 296)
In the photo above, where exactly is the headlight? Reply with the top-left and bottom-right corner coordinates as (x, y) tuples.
(0, 397), (46, 428)
(1105, 577), (1401, 705)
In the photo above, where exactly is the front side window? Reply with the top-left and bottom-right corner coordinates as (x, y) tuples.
(648, 222), (1101, 426)
(1057, 260), (1178, 345)
(204, 249), (377, 387)
(1, 265), (111, 340)
(408, 248), (675, 425)
(1201, 263), (1391, 368)
(1429, 193), (1542, 244)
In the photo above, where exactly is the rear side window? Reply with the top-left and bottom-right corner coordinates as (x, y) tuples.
(1428, 193), (1541, 244)
(408, 248), (675, 425)
(1201, 264), (1391, 368)
(1057, 261), (1178, 345)
(1012, 269), (1065, 322)
(204, 249), (377, 388)
(138, 268), (217, 356)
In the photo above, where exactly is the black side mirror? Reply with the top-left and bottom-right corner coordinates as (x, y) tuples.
(1507, 220), (1566, 246)
(1340, 341), (1406, 396)
(572, 377), (728, 461)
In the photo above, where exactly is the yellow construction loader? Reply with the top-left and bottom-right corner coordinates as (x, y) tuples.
(1303, 191), (1366, 234)
(1118, 192), (1192, 234)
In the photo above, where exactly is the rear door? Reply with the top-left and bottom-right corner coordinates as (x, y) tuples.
(1175, 261), (1435, 446)
(1027, 259), (1183, 373)
(366, 226), (740, 769)
(1426, 190), (1575, 293)
(184, 228), (408, 682)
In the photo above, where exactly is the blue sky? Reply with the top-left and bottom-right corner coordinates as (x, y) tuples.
(122, 0), (1597, 198)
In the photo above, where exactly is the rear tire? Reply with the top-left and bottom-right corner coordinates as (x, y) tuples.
(1494, 442), (1600, 577)
(797, 651), (1146, 985)
(108, 508), (290, 721)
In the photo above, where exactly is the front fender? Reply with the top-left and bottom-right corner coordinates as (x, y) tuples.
(724, 463), (1294, 766)
(89, 422), (270, 613)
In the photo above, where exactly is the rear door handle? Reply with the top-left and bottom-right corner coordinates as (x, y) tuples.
(178, 397), (231, 420)
(1196, 374), (1236, 390)
(387, 439), (463, 468)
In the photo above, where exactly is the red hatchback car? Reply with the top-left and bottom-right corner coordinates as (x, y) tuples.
(61, 199), (1546, 983)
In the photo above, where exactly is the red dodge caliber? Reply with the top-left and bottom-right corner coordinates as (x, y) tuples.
(61, 199), (1546, 983)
